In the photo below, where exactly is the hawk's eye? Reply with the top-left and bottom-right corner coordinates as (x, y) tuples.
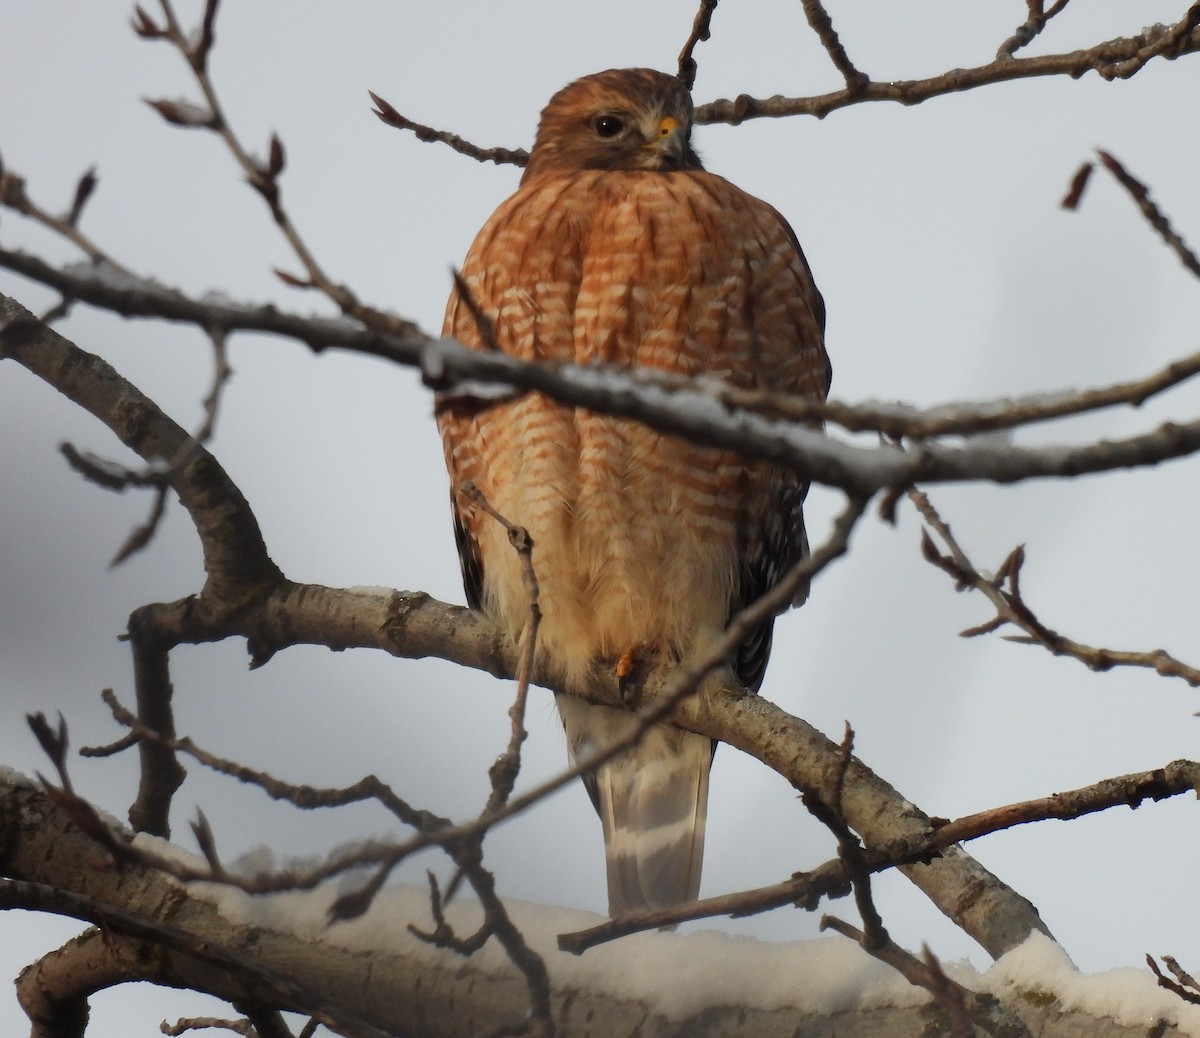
(593, 115), (625, 139)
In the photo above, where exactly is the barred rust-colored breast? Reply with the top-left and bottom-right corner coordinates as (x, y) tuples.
(441, 167), (826, 686)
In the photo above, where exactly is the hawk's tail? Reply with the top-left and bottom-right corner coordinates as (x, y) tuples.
(557, 695), (712, 917)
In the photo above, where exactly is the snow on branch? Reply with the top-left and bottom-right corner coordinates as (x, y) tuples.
(0, 296), (1055, 957)
(3, 279), (1199, 499)
(2, 771), (1198, 1038)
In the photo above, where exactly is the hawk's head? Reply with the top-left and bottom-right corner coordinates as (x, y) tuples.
(522, 68), (702, 183)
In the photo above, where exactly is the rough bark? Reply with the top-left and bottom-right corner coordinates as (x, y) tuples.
(2, 774), (1196, 1037)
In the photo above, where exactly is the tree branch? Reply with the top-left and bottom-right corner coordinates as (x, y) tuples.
(0, 292), (1117, 959)
(697, 18), (1200, 124)
(912, 487), (1200, 686)
(6, 269), (1200, 497)
(0, 774), (1191, 1038)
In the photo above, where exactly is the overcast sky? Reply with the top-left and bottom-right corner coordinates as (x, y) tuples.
(3, 2), (1200, 1034)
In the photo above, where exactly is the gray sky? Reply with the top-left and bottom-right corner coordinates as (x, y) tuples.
(3, 2), (1200, 1034)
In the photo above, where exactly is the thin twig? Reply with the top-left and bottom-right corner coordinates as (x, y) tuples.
(64, 325), (232, 566)
(800, 0), (869, 91)
(559, 859), (853, 952)
(819, 918), (1026, 1037)
(562, 756), (1200, 952)
(6, 258), (1200, 443)
(814, 723), (887, 948)
(1148, 955), (1200, 1007)
(911, 487), (1200, 686)
(460, 482), (540, 814)
(1162, 955), (1200, 993)
(0, 165), (128, 270)
(161, 1017), (256, 1036)
(449, 268), (500, 352)
(926, 761), (1198, 849)
(368, 91), (529, 167)
(89, 686), (553, 1035)
(194, 326), (234, 447)
(997, 0), (1073, 59)
(110, 485), (171, 565)
(91, 688), (448, 832)
(139, 1), (415, 341)
(676, 0), (719, 90)
(1094, 150), (1200, 279)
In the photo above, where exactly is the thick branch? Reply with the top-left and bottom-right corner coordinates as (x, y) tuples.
(0, 293), (281, 609)
(0, 248), (417, 351)
(5, 280), (1199, 498)
(0, 293), (1111, 959)
(0, 775), (1193, 1038)
(111, 581), (1051, 959)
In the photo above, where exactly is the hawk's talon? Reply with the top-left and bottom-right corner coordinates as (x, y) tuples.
(616, 647), (637, 682)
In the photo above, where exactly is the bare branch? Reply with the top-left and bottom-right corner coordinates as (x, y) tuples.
(820, 918), (1029, 1037)
(0, 248), (424, 350)
(1148, 955), (1200, 1007)
(563, 755), (1200, 951)
(92, 688), (448, 834)
(136, 0), (414, 339)
(1097, 2), (1200, 80)
(162, 1018), (256, 1036)
(0, 879), (393, 1038)
(928, 760), (1200, 849)
(194, 325), (233, 447)
(0, 164), (127, 270)
(110, 485), (171, 565)
(0, 295), (283, 604)
(911, 487), (1200, 686)
(368, 91), (529, 167)
(676, 0), (719, 90)
(1092, 150), (1200, 279)
(6, 252), (1200, 440)
(697, 21), (1200, 124)
(997, 0), (1073, 59)
(802, 723), (888, 949)
(800, 0), (868, 92)
(460, 482), (540, 814)
(57, 443), (169, 493)
(558, 859), (853, 953)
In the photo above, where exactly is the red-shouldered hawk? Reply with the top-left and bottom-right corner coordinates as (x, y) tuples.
(439, 68), (829, 917)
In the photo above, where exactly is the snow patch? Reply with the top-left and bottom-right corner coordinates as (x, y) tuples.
(983, 932), (1196, 1033)
(126, 836), (1200, 1031)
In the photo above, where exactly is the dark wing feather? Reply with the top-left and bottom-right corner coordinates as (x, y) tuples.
(450, 490), (484, 612)
(730, 209), (827, 692)
(732, 478), (812, 693)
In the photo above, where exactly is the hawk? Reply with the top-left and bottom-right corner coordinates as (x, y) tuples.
(439, 68), (829, 916)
